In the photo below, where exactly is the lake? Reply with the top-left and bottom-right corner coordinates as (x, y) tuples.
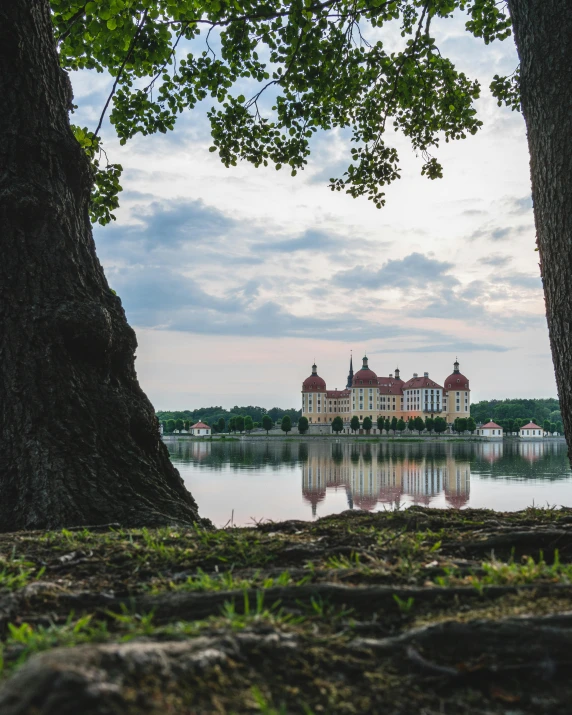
(166, 438), (572, 527)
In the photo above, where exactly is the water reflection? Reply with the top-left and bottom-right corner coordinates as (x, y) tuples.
(301, 442), (470, 514)
(166, 438), (572, 524)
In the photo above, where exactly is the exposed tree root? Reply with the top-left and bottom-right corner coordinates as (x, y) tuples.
(1, 508), (572, 712)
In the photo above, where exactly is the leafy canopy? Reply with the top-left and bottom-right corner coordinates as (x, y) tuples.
(52, 0), (517, 224)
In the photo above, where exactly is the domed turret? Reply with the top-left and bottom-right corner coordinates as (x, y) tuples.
(302, 362), (326, 391)
(444, 358), (470, 390)
(353, 355), (378, 385)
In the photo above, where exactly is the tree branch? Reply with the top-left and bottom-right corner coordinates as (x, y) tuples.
(93, 9), (149, 139)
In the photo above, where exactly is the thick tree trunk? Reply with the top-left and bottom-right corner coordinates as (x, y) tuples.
(0, 0), (201, 530)
(507, 1), (572, 458)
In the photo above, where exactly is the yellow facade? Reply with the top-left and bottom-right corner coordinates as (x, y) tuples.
(301, 356), (470, 430)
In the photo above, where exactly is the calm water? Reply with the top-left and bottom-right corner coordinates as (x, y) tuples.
(166, 439), (572, 527)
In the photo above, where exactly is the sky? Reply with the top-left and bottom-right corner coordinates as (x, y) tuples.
(69, 9), (555, 411)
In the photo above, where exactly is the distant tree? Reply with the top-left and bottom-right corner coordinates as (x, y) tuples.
(550, 422), (557, 434)
(281, 415), (292, 435)
(384, 418), (391, 433)
(466, 417), (476, 434)
(396, 418), (406, 435)
(407, 417), (415, 432)
(557, 421), (564, 435)
(262, 415), (273, 435)
(332, 416), (344, 433)
(235, 416), (245, 433)
(228, 417), (236, 433)
(183, 420), (189, 431)
(543, 419), (551, 433)
(350, 416), (360, 434)
(175, 419), (184, 432)
(390, 416), (398, 434)
(434, 417), (447, 435)
(253, 421), (260, 429)
(504, 418), (514, 434)
(414, 416), (425, 435)
(217, 417), (226, 433)
(244, 416), (254, 433)
(377, 415), (385, 432)
(363, 416), (373, 434)
(424, 417), (434, 434)
(457, 417), (468, 433)
(298, 416), (309, 434)
(165, 419), (175, 434)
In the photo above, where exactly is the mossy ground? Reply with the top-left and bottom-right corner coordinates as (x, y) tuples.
(1, 507), (572, 713)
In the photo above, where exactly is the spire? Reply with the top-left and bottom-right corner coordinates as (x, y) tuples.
(453, 357), (460, 374)
(311, 362), (317, 375)
(362, 354), (368, 369)
(346, 352), (354, 389)
(394, 366), (400, 380)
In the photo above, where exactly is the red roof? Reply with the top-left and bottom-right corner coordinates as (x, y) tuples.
(352, 368), (378, 385)
(326, 390), (350, 398)
(303, 375), (326, 390)
(520, 422), (542, 430)
(378, 384), (403, 395)
(191, 422), (210, 429)
(401, 376), (443, 390)
(480, 421), (502, 429)
(444, 373), (470, 389)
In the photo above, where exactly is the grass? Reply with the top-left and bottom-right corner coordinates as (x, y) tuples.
(0, 553), (45, 591)
(434, 549), (572, 590)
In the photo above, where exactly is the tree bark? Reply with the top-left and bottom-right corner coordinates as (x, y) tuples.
(507, 1), (572, 459)
(0, 0), (201, 530)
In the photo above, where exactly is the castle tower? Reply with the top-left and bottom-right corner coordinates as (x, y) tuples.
(346, 353), (354, 389)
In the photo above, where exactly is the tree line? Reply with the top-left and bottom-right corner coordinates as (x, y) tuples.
(163, 410), (562, 437)
(161, 413), (298, 435)
(158, 406), (301, 434)
(470, 398), (561, 427)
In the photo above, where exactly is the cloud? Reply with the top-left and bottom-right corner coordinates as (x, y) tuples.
(500, 273), (542, 290)
(405, 342), (510, 354)
(333, 252), (458, 290)
(126, 198), (236, 248)
(479, 254), (512, 267)
(462, 209), (488, 217)
(253, 228), (342, 253)
(470, 223), (528, 242)
(508, 195), (533, 215)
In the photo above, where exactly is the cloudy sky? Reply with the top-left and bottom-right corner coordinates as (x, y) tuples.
(70, 10), (554, 411)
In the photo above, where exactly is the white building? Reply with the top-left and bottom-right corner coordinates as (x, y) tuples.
(476, 421), (503, 438)
(519, 422), (545, 438)
(190, 421), (211, 437)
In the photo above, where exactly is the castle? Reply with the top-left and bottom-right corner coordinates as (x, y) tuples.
(301, 356), (470, 432)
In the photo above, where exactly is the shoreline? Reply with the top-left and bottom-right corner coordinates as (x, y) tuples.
(162, 433), (566, 443)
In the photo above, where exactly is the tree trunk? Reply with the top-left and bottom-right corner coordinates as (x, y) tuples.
(507, 1), (572, 459)
(0, 0), (201, 530)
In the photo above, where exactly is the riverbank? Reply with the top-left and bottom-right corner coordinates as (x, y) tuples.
(1, 507), (572, 712)
(163, 432), (566, 443)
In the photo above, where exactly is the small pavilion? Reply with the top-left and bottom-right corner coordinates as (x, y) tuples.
(519, 422), (544, 438)
(476, 421), (503, 438)
(190, 421), (211, 437)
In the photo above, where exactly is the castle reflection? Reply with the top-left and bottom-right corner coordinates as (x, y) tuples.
(301, 442), (470, 515)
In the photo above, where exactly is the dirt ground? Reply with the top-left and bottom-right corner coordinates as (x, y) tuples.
(1, 506), (572, 713)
